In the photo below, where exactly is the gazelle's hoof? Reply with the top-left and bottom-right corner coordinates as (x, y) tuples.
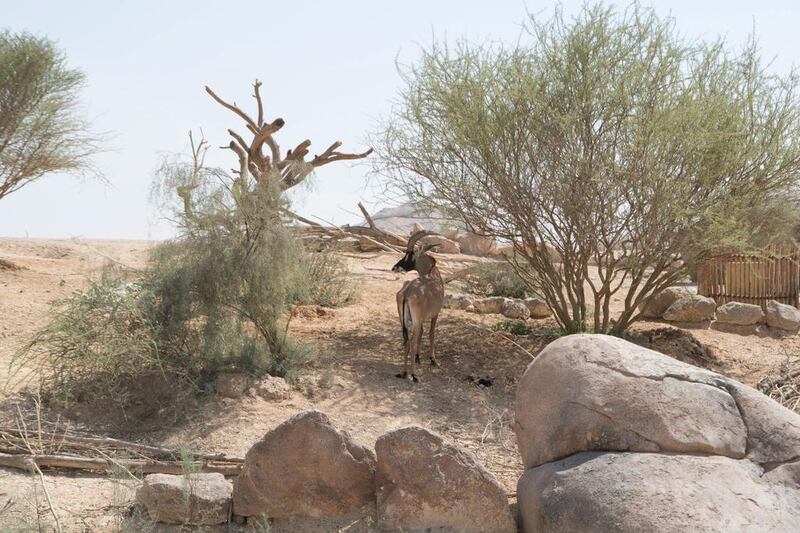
(395, 371), (419, 383)
(430, 358), (440, 368)
(415, 354), (421, 364)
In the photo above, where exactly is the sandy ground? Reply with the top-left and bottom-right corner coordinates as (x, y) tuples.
(1, 238), (798, 531)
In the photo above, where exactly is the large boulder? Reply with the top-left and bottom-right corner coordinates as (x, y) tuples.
(233, 410), (376, 519)
(375, 426), (515, 533)
(501, 299), (530, 320)
(524, 298), (552, 319)
(518, 452), (800, 533)
(715, 301), (765, 325)
(455, 231), (496, 256)
(638, 287), (693, 318)
(515, 335), (746, 469)
(515, 334), (800, 533)
(662, 294), (716, 322)
(472, 296), (507, 314)
(136, 473), (232, 525)
(766, 300), (800, 332)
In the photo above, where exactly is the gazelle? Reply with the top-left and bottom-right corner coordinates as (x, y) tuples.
(391, 230), (445, 382)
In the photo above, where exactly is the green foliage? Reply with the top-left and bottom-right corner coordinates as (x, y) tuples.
(462, 263), (530, 299)
(376, 2), (800, 334)
(492, 320), (533, 336)
(0, 31), (100, 200)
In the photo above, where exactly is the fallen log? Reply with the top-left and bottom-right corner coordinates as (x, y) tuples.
(0, 427), (244, 463)
(0, 452), (242, 476)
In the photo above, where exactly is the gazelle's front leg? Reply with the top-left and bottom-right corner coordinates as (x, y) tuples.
(415, 322), (424, 365)
(408, 322), (422, 382)
(429, 314), (439, 367)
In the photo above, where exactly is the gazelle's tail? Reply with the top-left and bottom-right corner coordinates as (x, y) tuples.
(401, 297), (411, 344)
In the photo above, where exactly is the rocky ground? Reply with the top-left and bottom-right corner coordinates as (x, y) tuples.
(0, 237), (798, 531)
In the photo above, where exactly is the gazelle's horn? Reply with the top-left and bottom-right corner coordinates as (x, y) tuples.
(406, 230), (436, 252)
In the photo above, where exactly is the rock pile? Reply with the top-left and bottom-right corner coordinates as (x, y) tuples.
(444, 293), (553, 320)
(139, 410), (516, 531)
(641, 285), (800, 335)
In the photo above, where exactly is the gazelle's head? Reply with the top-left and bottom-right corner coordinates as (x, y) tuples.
(392, 230), (438, 274)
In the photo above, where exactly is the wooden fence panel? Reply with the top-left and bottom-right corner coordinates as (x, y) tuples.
(697, 248), (800, 309)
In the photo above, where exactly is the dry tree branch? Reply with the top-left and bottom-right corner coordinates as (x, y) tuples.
(206, 80), (372, 191)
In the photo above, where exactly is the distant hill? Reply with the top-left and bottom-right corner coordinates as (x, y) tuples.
(360, 203), (462, 236)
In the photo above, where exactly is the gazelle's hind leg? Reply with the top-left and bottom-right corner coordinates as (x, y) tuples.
(396, 300), (419, 382)
(429, 314), (439, 367)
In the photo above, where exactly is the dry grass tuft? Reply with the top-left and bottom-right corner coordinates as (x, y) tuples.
(758, 355), (800, 413)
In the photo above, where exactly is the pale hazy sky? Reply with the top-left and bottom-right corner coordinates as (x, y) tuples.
(1, 1), (798, 240)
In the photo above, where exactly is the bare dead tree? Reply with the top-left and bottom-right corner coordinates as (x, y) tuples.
(205, 80), (372, 193)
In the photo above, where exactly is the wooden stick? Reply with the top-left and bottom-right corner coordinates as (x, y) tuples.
(358, 201), (376, 230)
(33, 462), (63, 532)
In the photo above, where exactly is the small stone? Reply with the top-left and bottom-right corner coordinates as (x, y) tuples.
(639, 287), (694, 318)
(444, 293), (475, 310)
(215, 372), (250, 398)
(662, 295), (716, 323)
(254, 375), (292, 401)
(473, 296), (507, 314)
(715, 302), (765, 326)
(501, 299), (530, 320)
(524, 298), (552, 318)
(136, 473), (232, 525)
(765, 300), (800, 332)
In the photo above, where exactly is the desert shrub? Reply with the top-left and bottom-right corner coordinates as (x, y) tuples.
(758, 357), (800, 414)
(16, 276), (173, 413)
(492, 320), (533, 336)
(293, 248), (356, 307)
(462, 263), (529, 299)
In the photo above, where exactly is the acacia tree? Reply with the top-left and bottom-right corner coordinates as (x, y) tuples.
(0, 31), (99, 201)
(376, 4), (800, 334)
